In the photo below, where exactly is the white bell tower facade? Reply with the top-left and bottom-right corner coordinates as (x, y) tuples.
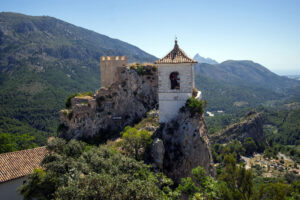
(155, 40), (198, 123)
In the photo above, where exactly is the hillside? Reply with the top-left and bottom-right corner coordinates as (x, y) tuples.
(0, 12), (156, 144)
(195, 60), (300, 94)
(195, 73), (284, 113)
(194, 60), (300, 113)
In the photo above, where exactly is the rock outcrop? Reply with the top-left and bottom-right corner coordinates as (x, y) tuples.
(151, 106), (216, 184)
(210, 111), (266, 144)
(59, 65), (157, 141)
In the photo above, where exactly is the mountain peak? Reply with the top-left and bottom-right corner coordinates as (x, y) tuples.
(193, 54), (218, 65)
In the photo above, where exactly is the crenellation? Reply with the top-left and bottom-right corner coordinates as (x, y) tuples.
(100, 56), (127, 88)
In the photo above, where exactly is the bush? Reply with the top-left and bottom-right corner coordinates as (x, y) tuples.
(120, 126), (153, 160)
(176, 166), (220, 199)
(65, 93), (78, 108)
(243, 137), (258, 156)
(185, 97), (206, 116)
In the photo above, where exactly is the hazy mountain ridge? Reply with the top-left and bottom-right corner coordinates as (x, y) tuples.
(195, 60), (300, 94)
(193, 53), (218, 64)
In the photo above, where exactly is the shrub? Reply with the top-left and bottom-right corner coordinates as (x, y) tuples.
(77, 91), (93, 97)
(65, 92), (93, 108)
(185, 97), (206, 116)
(130, 63), (154, 75)
(243, 137), (258, 156)
(65, 93), (78, 108)
(120, 126), (153, 160)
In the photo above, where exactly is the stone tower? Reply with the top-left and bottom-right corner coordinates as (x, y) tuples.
(155, 40), (198, 123)
(100, 56), (127, 88)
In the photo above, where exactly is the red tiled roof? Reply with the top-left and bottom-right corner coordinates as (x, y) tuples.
(0, 147), (48, 183)
(155, 40), (197, 64)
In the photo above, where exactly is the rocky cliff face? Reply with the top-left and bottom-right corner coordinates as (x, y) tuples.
(210, 111), (266, 144)
(151, 106), (216, 184)
(59, 65), (157, 141)
(59, 64), (216, 184)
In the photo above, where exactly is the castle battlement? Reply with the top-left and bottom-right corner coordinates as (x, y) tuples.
(100, 56), (127, 88)
(101, 56), (127, 61)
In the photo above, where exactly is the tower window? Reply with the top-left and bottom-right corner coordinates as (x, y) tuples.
(170, 72), (180, 90)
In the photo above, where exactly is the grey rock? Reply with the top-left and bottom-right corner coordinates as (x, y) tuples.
(151, 138), (165, 169)
(210, 111), (266, 144)
(152, 107), (216, 184)
(59, 65), (158, 140)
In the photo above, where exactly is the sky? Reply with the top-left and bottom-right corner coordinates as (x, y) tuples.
(1, 0), (300, 75)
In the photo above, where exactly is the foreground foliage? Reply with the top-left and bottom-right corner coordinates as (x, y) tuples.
(120, 126), (153, 160)
(178, 154), (299, 200)
(20, 138), (177, 200)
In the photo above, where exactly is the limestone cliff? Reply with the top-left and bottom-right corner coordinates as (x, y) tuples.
(151, 106), (216, 184)
(59, 65), (157, 141)
(58, 63), (216, 184)
(210, 111), (266, 144)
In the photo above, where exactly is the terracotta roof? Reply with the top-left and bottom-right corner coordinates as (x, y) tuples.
(0, 147), (48, 183)
(155, 40), (197, 64)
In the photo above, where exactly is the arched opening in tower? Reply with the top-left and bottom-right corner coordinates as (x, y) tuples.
(170, 72), (180, 90)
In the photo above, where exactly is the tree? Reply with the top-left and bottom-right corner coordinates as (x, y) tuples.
(176, 166), (221, 200)
(254, 182), (292, 200)
(120, 126), (153, 160)
(0, 133), (37, 153)
(20, 138), (175, 200)
(243, 138), (257, 156)
(219, 154), (253, 200)
(0, 133), (17, 153)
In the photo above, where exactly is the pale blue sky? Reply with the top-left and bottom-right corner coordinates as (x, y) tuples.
(1, 0), (300, 74)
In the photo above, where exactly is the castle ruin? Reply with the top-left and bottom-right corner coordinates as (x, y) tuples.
(100, 56), (127, 88)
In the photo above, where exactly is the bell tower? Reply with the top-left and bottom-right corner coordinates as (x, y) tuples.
(155, 40), (198, 123)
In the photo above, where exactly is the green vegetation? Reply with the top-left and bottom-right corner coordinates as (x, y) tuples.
(195, 73), (283, 114)
(176, 166), (220, 199)
(0, 133), (37, 153)
(65, 93), (78, 108)
(0, 12), (156, 152)
(20, 138), (177, 200)
(177, 154), (299, 200)
(120, 126), (153, 160)
(206, 95), (300, 163)
(65, 92), (93, 108)
(20, 135), (300, 200)
(129, 63), (157, 75)
(185, 97), (206, 116)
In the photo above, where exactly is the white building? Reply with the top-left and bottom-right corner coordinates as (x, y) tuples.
(155, 40), (198, 123)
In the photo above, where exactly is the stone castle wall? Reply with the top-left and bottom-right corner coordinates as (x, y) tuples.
(100, 56), (127, 88)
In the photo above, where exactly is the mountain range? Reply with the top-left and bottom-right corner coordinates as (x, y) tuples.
(194, 61), (300, 112)
(0, 12), (299, 145)
(0, 12), (156, 144)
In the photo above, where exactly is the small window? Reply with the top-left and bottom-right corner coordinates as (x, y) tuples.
(170, 72), (180, 90)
